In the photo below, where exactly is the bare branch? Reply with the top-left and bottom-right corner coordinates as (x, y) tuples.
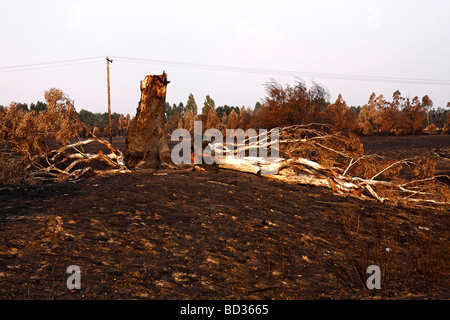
(212, 125), (449, 208)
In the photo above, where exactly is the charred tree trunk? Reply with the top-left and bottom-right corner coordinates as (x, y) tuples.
(125, 72), (174, 169)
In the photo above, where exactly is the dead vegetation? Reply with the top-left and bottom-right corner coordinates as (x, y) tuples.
(212, 124), (450, 208)
(0, 88), (128, 184)
(0, 155), (35, 186)
(0, 86), (448, 210)
(1, 81), (449, 301)
(1, 95), (448, 209)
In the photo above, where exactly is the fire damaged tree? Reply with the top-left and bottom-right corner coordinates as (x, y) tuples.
(125, 72), (175, 169)
(0, 88), (129, 183)
(209, 124), (449, 207)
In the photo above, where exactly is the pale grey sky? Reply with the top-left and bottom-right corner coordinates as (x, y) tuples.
(1, 0), (449, 115)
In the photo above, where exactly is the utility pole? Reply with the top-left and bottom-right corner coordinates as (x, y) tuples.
(106, 56), (113, 144)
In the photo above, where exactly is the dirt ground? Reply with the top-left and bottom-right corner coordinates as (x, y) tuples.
(360, 134), (450, 177)
(0, 135), (448, 300)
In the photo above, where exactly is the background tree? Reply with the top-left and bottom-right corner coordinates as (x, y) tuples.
(216, 105), (240, 119)
(185, 93), (198, 116)
(253, 79), (329, 130)
(165, 102), (175, 122)
(118, 114), (126, 136)
(323, 94), (359, 133)
(103, 119), (119, 138)
(161, 80), (442, 137)
(358, 102), (376, 136)
(238, 106), (252, 130)
(429, 107), (448, 130)
(177, 117), (184, 129)
(78, 109), (97, 128)
(30, 101), (47, 114)
(350, 106), (361, 116)
(227, 109), (239, 130)
(92, 126), (101, 137)
(442, 113), (450, 134)
(421, 95), (433, 126)
(396, 97), (426, 135)
(206, 108), (220, 130)
(374, 91), (401, 134)
(125, 114), (132, 133)
(220, 112), (228, 135)
(176, 102), (185, 116)
(15, 103), (29, 113)
(254, 101), (262, 113)
(202, 95), (215, 115)
(184, 110), (195, 134)
(308, 81), (331, 113)
(166, 112), (182, 134)
(76, 109), (122, 137)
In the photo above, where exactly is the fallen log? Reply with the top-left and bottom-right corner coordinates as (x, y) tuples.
(211, 125), (450, 208)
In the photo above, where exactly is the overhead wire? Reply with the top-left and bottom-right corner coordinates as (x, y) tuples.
(1, 55), (449, 86)
(0, 56), (105, 73)
(112, 56), (450, 86)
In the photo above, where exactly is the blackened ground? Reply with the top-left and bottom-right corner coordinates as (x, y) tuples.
(361, 134), (450, 176)
(0, 135), (448, 300)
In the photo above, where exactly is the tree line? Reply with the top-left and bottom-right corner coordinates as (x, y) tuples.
(1, 80), (449, 140)
(165, 79), (450, 136)
(0, 101), (132, 139)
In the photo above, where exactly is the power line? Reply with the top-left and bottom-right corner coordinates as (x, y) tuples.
(1, 55), (449, 86)
(0, 56), (105, 73)
(0, 56), (105, 69)
(112, 56), (450, 86)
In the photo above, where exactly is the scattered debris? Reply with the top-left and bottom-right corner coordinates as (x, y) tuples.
(27, 136), (130, 182)
(211, 124), (450, 207)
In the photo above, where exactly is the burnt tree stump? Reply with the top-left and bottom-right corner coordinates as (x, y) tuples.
(124, 72), (175, 169)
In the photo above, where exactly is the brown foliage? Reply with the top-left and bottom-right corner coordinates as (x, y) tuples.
(226, 109), (239, 130)
(425, 123), (438, 135)
(443, 114), (450, 134)
(118, 114), (132, 136)
(359, 93), (384, 135)
(278, 124), (364, 171)
(220, 124), (448, 206)
(92, 126), (101, 137)
(395, 96), (427, 135)
(253, 79), (327, 130)
(166, 112), (182, 134)
(0, 89), (81, 161)
(362, 91), (428, 136)
(323, 94), (360, 133)
(0, 88), (128, 184)
(238, 107), (253, 130)
(103, 119), (119, 137)
(220, 113), (228, 136)
(411, 157), (436, 180)
(0, 154), (35, 185)
(206, 108), (220, 130)
(167, 80), (435, 139)
(184, 110), (196, 135)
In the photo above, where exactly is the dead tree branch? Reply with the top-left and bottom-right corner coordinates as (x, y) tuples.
(211, 124), (450, 208)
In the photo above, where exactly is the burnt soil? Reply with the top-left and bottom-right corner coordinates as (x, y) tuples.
(0, 135), (449, 300)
